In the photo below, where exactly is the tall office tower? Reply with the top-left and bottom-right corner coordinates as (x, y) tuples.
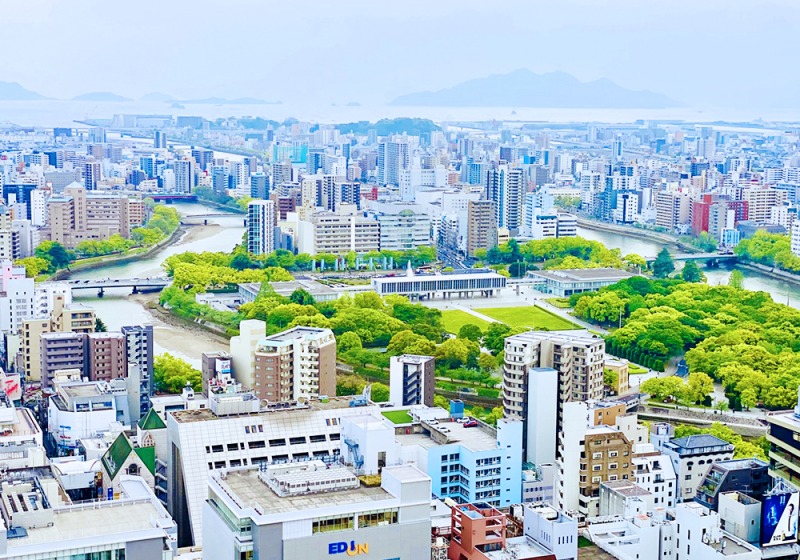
(139, 155), (157, 179)
(377, 138), (409, 185)
(389, 354), (435, 407)
(229, 160), (249, 189)
(242, 156), (257, 174)
(467, 200), (498, 258)
(172, 159), (194, 193)
(611, 136), (623, 163)
(122, 325), (154, 414)
(246, 200), (276, 256)
(83, 161), (102, 191)
(249, 172), (269, 199)
(503, 330), (605, 463)
(2, 183), (37, 219)
(154, 130), (167, 149)
(306, 149), (325, 174)
(89, 127), (106, 143)
(252, 326), (337, 402)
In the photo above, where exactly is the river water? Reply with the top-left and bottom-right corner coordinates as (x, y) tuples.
(577, 226), (800, 308)
(67, 202), (245, 367)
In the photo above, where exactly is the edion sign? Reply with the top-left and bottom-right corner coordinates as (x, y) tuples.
(328, 541), (368, 555)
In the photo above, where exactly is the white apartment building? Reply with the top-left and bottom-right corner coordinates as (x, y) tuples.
(674, 502), (760, 560)
(632, 443), (676, 509)
(246, 199), (276, 256)
(374, 207), (431, 251)
(0, 393), (46, 469)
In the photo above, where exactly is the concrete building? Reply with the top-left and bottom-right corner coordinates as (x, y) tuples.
(528, 268), (636, 297)
(0, 473), (176, 559)
(0, 260), (34, 334)
(252, 326), (337, 402)
(695, 458), (771, 510)
(202, 462), (431, 560)
(372, 269), (507, 299)
(45, 184), (137, 248)
(674, 501), (760, 560)
(86, 332), (127, 383)
(374, 208), (431, 251)
(0, 392), (46, 469)
(122, 325), (154, 416)
(743, 186), (788, 222)
(309, 204), (380, 254)
(201, 351), (232, 396)
(229, 319), (266, 392)
(652, 425), (735, 502)
(632, 443), (676, 509)
(503, 330), (605, 462)
(599, 480), (653, 518)
(389, 354), (435, 407)
(654, 191), (691, 231)
(466, 200), (498, 257)
(39, 332), (86, 389)
(246, 199), (276, 256)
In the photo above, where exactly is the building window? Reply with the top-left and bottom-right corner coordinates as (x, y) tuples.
(358, 508), (399, 528)
(312, 514), (355, 534)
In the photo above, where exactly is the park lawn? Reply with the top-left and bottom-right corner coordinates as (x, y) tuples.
(382, 410), (414, 424)
(546, 297), (572, 309)
(441, 309), (492, 334)
(475, 306), (579, 330)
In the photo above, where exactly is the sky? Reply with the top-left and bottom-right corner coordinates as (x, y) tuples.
(1, 0), (798, 110)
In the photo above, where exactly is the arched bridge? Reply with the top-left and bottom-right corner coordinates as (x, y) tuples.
(66, 277), (171, 297)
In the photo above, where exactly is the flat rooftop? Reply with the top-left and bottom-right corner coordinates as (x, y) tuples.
(396, 421), (498, 453)
(602, 480), (650, 497)
(485, 536), (552, 560)
(7, 501), (165, 550)
(171, 396), (359, 423)
(529, 268), (635, 281)
(263, 326), (328, 342)
(60, 384), (105, 398)
(217, 468), (391, 516)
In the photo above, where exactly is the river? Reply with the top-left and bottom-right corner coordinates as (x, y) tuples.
(577, 226), (800, 308)
(67, 202), (245, 367)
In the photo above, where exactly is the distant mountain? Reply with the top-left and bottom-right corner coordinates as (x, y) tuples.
(73, 92), (132, 102)
(0, 81), (44, 100)
(180, 96), (279, 105)
(140, 92), (174, 102)
(390, 69), (681, 108)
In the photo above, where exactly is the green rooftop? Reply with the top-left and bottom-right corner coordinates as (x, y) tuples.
(138, 408), (166, 430)
(381, 410), (414, 425)
(102, 433), (156, 480)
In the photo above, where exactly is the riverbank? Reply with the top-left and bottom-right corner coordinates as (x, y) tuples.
(193, 197), (246, 214)
(576, 218), (700, 254)
(130, 292), (231, 344)
(51, 224), (184, 281)
(738, 262), (800, 289)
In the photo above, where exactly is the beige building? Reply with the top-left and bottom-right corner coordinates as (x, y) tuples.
(21, 294), (95, 381)
(654, 190), (691, 231)
(467, 199), (498, 257)
(128, 199), (146, 228)
(87, 332), (127, 382)
(253, 326), (336, 402)
(311, 204), (380, 254)
(743, 186), (788, 222)
(46, 183), (134, 248)
(0, 210), (21, 261)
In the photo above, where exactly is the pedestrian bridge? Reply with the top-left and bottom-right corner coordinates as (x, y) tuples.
(66, 277), (170, 296)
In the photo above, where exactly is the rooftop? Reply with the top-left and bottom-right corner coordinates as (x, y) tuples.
(396, 420), (498, 452)
(215, 467), (392, 516)
(709, 458), (768, 472)
(171, 395), (360, 423)
(529, 268), (636, 282)
(485, 536), (553, 560)
(667, 434), (734, 452)
(602, 480), (651, 497)
(262, 326), (330, 343)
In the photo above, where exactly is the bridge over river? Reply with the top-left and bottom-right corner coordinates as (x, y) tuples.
(66, 277), (170, 296)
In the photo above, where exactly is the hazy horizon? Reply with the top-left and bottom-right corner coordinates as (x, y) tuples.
(2, 0), (799, 110)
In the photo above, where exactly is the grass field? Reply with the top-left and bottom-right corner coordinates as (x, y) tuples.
(441, 309), (492, 334)
(546, 297), (572, 309)
(474, 306), (579, 330)
(382, 410), (414, 424)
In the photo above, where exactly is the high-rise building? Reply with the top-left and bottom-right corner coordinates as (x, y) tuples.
(309, 205), (381, 254)
(246, 200), (276, 256)
(47, 184), (133, 248)
(654, 191), (691, 231)
(466, 200), (497, 257)
(249, 172), (269, 199)
(83, 161), (102, 191)
(122, 324), (154, 416)
(374, 207), (431, 251)
(252, 326), (336, 402)
(173, 159), (194, 193)
(377, 138), (409, 185)
(503, 330), (605, 462)
(190, 147), (213, 172)
(154, 130), (167, 149)
(40, 332), (86, 388)
(486, 164), (525, 234)
(389, 354), (435, 407)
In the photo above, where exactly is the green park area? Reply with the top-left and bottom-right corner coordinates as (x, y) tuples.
(474, 306), (579, 331)
(382, 410), (414, 424)
(441, 310), (491, 334)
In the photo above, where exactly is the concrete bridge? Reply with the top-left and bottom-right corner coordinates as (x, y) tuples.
(66, 277), (170, 297)
(644, 252), (738, 263)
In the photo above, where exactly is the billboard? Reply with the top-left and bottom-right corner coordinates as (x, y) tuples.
(761, 490), (799, 546)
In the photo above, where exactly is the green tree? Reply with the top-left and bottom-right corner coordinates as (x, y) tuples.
(435, 338), (470, 369)
(387, 330), (426, 356)
(478, 353), (497, 372)
(681, 261), (705, 283)
(604, 368), (619, 389)
(230, 253), (254, 271)
(15, 257), (50, 277)
(95, 317), (108, 332)
(153, 353), (202, 393)
(458, 324), (483, 342)
(728, 270), (744, 289)
(685, 372), (714, 404)
(289, 288), (315, 305)
(338, 332), (362, 353)
(652, 248), (675, 278)
(623, 253), (648, 272)
(35, 240), (73, 270)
